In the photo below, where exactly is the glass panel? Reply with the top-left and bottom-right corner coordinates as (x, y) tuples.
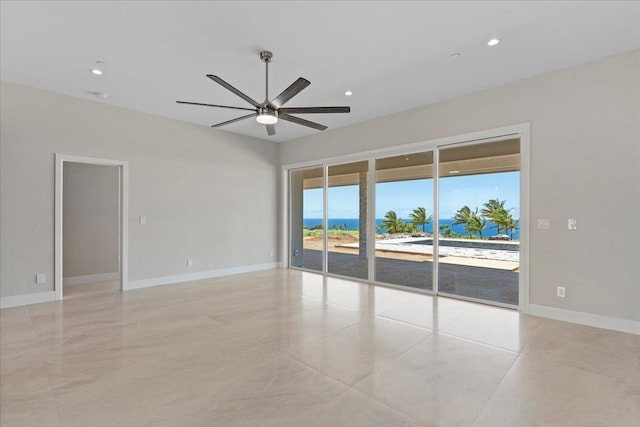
(327, 161), (369, 280)
(290, 167), (324, 272)
(438, 138), (520, 305)
(375, 151), (434, 290)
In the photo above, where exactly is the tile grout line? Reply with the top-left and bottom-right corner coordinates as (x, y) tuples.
(468, 349), (523, 426)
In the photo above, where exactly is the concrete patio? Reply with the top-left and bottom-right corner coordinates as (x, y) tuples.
(300, 249), (519, 306)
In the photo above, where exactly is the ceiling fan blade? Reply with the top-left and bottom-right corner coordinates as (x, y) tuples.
(269, 78), (310, 109)
(207, 75), (261, 108)
(211, 113), (256, 128)
(176, 101), (255, 112)
(279, 113), (327, 131)
(278, 106), (350, 114)
(266, 124), (276, 136)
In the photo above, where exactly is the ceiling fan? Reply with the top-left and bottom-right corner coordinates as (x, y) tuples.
(177, 51), (350, 136)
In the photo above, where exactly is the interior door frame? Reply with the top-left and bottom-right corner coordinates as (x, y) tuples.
(54, 153), (129, 300)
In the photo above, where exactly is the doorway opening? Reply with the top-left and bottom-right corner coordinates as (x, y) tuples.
(55, 154), (128, 300)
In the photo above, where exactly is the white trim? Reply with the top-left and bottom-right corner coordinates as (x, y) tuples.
(367, 158), (376, 281)
(1, 291), (56, 309)
(527, 304), (640, 335)
(519, 124), (531, 312)
(433, 148), (440, 294)
(281, 167), (290, 268)
(322, 165), (328, 273)
(125, 263), (278, 290)
(63, 272), (120, 286)
(55, 154), (129, 300)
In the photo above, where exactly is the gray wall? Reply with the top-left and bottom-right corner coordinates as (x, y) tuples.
(1, 81), (279, 298)
(63, 162), (120, 279)
(279, 49), (640, 322)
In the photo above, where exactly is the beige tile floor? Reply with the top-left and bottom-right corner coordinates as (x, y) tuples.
(1, 269), (639, 427)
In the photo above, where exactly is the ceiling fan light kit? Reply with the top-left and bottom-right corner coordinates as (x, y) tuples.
(256, 108), (278, 125)
(177, 51), (350, 136)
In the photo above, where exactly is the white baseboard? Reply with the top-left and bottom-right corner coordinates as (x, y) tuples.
(64, 272), (120, 286)
(527, 304), (640, 335)
(125, 262), (278, 291)
(1, 291), (56, 309)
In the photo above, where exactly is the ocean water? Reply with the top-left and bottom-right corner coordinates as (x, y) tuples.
(303, 218), (520, 239)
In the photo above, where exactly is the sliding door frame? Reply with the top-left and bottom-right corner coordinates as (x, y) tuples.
(434, 136), (525, 309)
(282, 123), (530, 312)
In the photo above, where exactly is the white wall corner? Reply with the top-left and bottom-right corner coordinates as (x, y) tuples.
(526, 304), (640, 335)
(125, 262), (279, 291)
(1, 291), (56, 309)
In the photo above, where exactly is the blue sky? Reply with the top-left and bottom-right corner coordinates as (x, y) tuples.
(303, 171), (520, 219)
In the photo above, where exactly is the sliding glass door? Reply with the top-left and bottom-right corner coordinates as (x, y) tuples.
(290, 166), (324, 272)
(288, 136), (522, 308)
(327, 161), (370, 280)
(437, 139), (520, 305)
(374, 152), (434, 290)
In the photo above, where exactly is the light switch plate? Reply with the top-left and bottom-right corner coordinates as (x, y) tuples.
(139, 216), (146, 225)
(537, 219), (550, 229)
(568, 218), (577, 230)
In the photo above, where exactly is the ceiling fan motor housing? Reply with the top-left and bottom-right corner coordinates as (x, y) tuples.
(260, 51), (273, 63)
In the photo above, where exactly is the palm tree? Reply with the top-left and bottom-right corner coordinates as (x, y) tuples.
(453, 206), (474, 238)
(381, 210), (402, 234)
(409, 207), (432, 233)
(453, 206), (486, 239)
(481, 199), (508, 234)
(504, 216), (518, 239)
(468, 214), (486, 239)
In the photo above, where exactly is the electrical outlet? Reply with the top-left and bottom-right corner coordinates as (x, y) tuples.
(270, 250), (274, 258)
(557, 286), (566, 298)
(36, 274), (46, 284)
(568, 218), (577, 230)
(294, 249), (300, 256)
(187, 259), (193, 267)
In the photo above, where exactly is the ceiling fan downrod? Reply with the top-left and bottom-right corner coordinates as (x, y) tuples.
(260, 51), (273, 105)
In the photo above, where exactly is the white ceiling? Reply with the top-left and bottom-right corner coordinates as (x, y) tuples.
(1, 1), (639, 142)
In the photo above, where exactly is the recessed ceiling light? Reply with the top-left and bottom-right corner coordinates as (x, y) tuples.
(487, 38), (500, 47)
(89, 61), (107, 75)
(450, 53), (461, 59)
(344, 90), (352, 96)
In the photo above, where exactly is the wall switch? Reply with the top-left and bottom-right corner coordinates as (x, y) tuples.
(557, 286), (566, 298)
(537, 219), (550, 229)
(187, 259), (193, 267)
(139, 216), (146, 225)
(36, 274), (46, 284)
(568, 218), (577, 230)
